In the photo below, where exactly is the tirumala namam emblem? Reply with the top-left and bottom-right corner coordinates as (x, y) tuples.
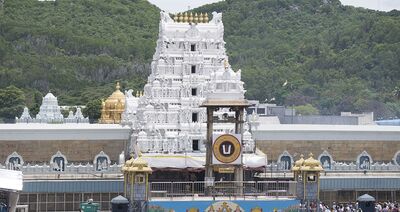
(213, 134), (241, 164)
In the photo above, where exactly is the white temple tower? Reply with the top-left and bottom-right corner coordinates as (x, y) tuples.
(16, 92), (89, 124)
(123, 12), (254, 154)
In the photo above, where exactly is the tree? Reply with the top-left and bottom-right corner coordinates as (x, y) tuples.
(29, 90), (42, 116)
(393, 86), (400, 101)
(0, 85), (25, 123)
(294, 104), (320, 116)
(83, 99), (102, 123)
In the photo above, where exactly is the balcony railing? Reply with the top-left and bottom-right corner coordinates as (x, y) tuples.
(149, 181), (297, 199)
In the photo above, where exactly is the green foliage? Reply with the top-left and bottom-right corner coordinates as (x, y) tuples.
(294, 104), (319, 116)
(385, 102), (400, 118)
(1, 0), (399, 120)
(83, 99), (102, 123)
(0, 85), (25, 122)
(393, 86), (400, 100)
(196, 0), (400, 118)
(0, 0), (159, 118)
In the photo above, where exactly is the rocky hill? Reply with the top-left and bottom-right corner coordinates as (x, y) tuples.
(0, 0), (399, 121)
(0, 0), (160, 121)
(195, 0), (400, 117)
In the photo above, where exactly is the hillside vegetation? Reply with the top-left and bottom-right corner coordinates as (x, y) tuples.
(0, 0), (160, 121)
(0, 0), (399, 121)
(195, 0), (400, 118)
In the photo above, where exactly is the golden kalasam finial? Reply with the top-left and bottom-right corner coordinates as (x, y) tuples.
(183, 12), (188, 23)
(204, 13), (209, 22)
(116, 81), (120, 90)
(199, 12), (204, 23)
(140, 91), (144, 97)
(194, 13), (199, 23)
(136, 91), (139, 97)
(189, 12), (193, 23)
(178, 13), (183, 22)
(174, 13), (179, 22)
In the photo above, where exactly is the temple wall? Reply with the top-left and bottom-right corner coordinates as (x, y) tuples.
(0, 140), (128, 163)
(256, 140), (400, 162)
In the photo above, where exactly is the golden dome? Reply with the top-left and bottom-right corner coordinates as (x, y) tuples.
(122, 156), (152, 173)
(99, 82), (126, 124)
(292, 154), (304, 172)
(300, 153), (324, 171)
(104, 82), (125, 108)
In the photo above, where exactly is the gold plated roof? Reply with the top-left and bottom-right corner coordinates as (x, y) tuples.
(300, 153), (324, 171)
(122, 156), (152, 173)
(292, 154), (304, 172)
(99, 82), (125, 124)
(292, 153), (323, 172)
(173, 12), (209, 23)
(105, 82), (125, 105)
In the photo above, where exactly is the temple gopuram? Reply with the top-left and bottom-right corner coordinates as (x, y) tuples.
(0, 11), (399, 211)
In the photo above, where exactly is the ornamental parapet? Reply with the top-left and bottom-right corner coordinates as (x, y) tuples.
(173, 12), (209, 24)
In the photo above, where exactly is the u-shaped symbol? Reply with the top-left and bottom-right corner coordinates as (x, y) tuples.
(222, 144), (232, 155)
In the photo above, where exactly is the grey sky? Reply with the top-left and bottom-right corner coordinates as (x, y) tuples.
(147, 0), (400, 13)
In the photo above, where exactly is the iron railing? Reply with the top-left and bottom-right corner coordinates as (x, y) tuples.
(149, 181), (297, 199)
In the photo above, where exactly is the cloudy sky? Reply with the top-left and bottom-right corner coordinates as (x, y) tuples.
(147, 0), (400, 13)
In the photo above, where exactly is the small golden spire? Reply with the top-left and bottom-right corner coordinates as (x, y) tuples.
(173, 13), (179, 22)
(178, 13), (183, 22)
(194, 13), (199, 23)
(189, 12), (193, 23)
(140, 91), (144, 97)
(183, 12), (188, 23)
(204, 13), (209, 23)
(116, 82), (120, 90)
(136, 91), (139, 97)
(199, 12), (204, 23)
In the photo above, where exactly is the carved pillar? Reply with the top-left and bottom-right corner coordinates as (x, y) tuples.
(234, 107), (244, 195)
(205, 107), (214, 179)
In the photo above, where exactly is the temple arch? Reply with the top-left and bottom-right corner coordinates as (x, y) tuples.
(318, 150), (334, 170)
(356, 151), (372, 170)
(50, 151), (68, 172)
(93, 151), (111, 171)
(277, 151), (294, 171)
(6, 151), (24, 170)
(393, 151), (400, 166)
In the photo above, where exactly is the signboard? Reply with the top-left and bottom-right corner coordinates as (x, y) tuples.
(218, 167), (235, 173)
(212, 134), (242, 165)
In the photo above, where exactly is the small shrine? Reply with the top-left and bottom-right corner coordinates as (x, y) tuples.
(16, 92), (88, 123)
(292, 153), (324, 208)
(122, 155), (152, 212)
(100, 82), (125, 124)
(16, 107), (32, 123)
(36, 92), (64, 123)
